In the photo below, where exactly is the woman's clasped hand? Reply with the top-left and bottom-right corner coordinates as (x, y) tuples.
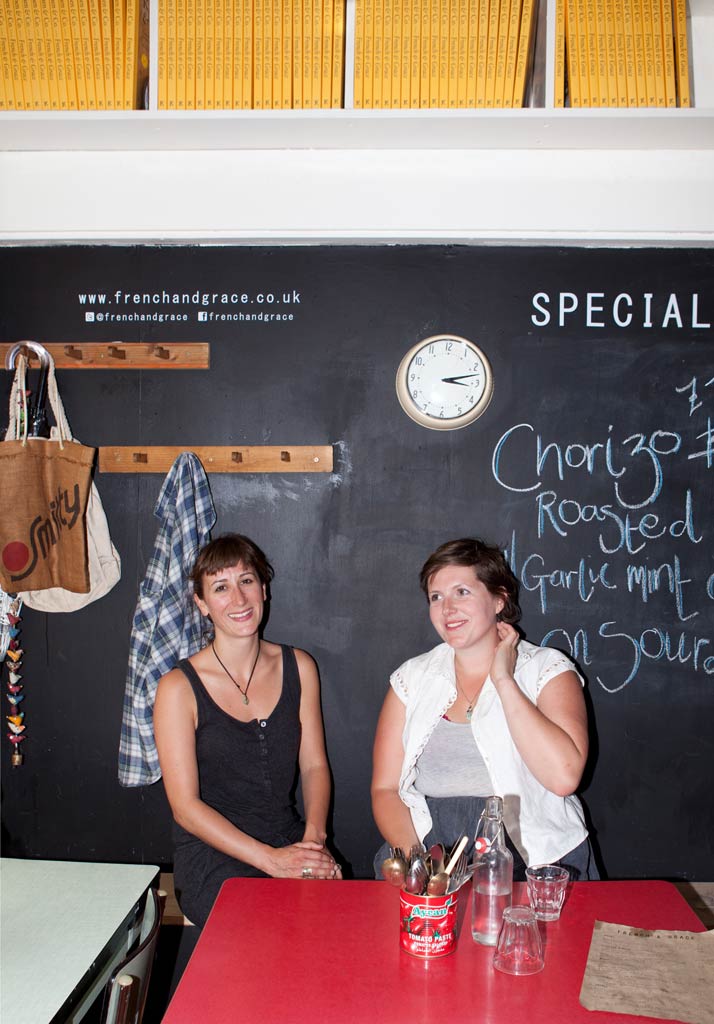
(265, 840), (341, 880)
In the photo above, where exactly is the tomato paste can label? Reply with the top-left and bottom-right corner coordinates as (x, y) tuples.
(399, 889), (459, 958)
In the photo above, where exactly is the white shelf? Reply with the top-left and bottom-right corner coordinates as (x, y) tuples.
(1, 0), (713, 152)
(1, 106), (713, 151)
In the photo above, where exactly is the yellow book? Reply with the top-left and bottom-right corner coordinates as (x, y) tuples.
(230, 0), (241, 108)
(649, 0), (666, 105)
(574, 0), (590, 106)
(167, 0), (176, 107)
(565, 0), (581, 106)
(353, 0), (364, 105)
(111, 0), (123, 107)
(177, 0), (188, 109)
(660, 0), (676, 107)
(87, 0), (105, 109)
(594, 0), (609, 105)
(641, 0), (656, 105)
(292, 0), (303, 106)
(204, 0), (215, 108)
(553, 0), (565, 106)
(196, 0), (206, 108)
(493, 0), (511, 108)
(437, 0), (448, 108)
(401, 0), (411, 107)
(262, 0), (272, 110)
(38, 0), (58, 109)
(302, 0), (312, 107)
(18, 0), (41, 109)
(362, 0), (373, 107)
(381, 0), (391, 108)
(311, 0), (322, 105)
(242, 0), (252, 108)
(282, 0), (292, 107)
(672, 0), (689, 106)
(612, 0), (626, 105)
(75, 0), (96, 110)
(98, 0), (114, 109)
(0, 2), (13, 108)
(332, 0), (344, 106)
(252, 0), (263, 108)
(221, 0), (232, 108)
(475, 0), (489, 106)
(33, 0), (53, 109)
(320, 0), (332, 108)
(157, 0), (167, 108)
(446, 0), (457, 108)
(48, 0), (67, 109)
(392, 0), (403, 109)
(455, 0), (467, 106)
(512, 0), (534, 106)
(409, 0), (420, 106)
(632, 0), (647, 105)
(271, 0), (282, 109)
(419, 0), (430, 107)
(484, 0), (500, 108)
(621, 0), (636, 104)
(582, 0), (597, 106)
(503, 0), (521, 106)
(9, 0), (27, 109)
(464, 0), (477, 106)
(372, 0), (383, 107)
(185, 0), (196, 108)
(64, 0), (87, 109)
(214, 0), (224, 109)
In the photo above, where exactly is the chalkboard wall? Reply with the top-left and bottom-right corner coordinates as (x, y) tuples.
(1, 245), (712, 880)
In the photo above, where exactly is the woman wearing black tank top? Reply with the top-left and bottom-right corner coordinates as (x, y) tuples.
(154, 534), (341, 927)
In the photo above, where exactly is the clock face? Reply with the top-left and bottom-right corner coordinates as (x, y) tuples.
(396, 334), (494, 430)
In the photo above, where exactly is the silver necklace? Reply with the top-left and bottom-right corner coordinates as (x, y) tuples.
(211, 641), (261, 705)
(455, 671), (481, 721)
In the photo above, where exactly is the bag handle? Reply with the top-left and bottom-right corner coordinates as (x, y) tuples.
(5, 353), (73, 447)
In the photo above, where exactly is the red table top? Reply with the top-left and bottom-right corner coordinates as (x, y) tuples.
(162, 879), (704, 1024)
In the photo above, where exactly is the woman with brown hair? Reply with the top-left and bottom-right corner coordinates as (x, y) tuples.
(371, 537), (598, 880)
(155, 533), (340, 927)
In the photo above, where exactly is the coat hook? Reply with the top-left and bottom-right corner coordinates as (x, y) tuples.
(108, 345), (127, 360)
(132, 452), (149, 464)
(4, 341), (51, 371)
(151, 345), (171, 360)
(280, 450), (292, 462)
(63, 345), (83, 360)
(231, 452), (244, 463)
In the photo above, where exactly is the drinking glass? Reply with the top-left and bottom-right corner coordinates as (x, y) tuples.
(525, 865), (570, 921)
(492, 905), (544, 976)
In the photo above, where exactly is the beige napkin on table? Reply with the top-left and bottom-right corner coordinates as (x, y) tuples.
(579, 920), (714, 1024)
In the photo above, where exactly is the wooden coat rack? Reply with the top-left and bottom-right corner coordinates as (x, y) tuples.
(3, 342), (333, 474)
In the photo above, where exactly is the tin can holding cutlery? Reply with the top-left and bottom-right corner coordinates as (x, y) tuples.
(399, 889), (459, 958)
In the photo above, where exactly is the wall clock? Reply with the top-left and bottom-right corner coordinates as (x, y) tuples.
(395, 334), (494, 430)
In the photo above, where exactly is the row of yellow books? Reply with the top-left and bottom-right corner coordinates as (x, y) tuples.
(0, 1), (148, 111)
(354, 0), (538, 109)
(556, 0), (691, 107)
(158, 1), (346, 110)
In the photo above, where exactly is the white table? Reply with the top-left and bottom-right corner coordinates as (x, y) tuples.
(0, 858), (158, 1024)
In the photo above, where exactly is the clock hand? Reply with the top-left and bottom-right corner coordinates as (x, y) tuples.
(441, 374), (481, 386)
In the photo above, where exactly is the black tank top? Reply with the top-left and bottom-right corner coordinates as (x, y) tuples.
(173, 644), (303, 849)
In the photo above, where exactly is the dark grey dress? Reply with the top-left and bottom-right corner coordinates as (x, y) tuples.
(173, 645), (305, 927)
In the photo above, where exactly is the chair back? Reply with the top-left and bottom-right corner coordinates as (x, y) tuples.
(101, 887), (166, 1024)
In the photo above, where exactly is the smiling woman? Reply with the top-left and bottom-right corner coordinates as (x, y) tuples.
(154, 534), (341, 928)
(371, 538), (599, 882)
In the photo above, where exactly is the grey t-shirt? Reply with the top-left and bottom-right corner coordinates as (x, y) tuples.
(414, 716), (492, 798)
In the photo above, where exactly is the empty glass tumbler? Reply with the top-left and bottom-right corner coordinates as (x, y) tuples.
(492, 905), (545, 976)
(525, 865), (570, 921)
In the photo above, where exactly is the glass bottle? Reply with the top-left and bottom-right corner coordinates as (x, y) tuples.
(471, 795), (513, 945)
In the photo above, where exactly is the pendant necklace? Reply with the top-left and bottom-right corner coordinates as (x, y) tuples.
(455, 672), (480, 722)
(212, 641), (261, 706)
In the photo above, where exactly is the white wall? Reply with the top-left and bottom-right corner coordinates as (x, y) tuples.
(1, 147), (714, 243)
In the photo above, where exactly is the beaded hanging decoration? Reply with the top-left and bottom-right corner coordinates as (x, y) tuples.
(1, 592), (25, 767)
